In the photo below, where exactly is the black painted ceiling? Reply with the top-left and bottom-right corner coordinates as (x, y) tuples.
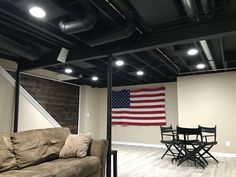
(0, 0), (236, 87)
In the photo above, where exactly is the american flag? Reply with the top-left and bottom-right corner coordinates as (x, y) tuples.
(112, 87), (166, 126)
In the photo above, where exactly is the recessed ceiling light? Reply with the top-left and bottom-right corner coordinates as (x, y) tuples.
(136, 70), (144, 76)
(187, 48), (198, 56)
(78, 74), (83, 78)
(115, 60), (124, 66)
(92, 76), (98, 81)
(196, 63), (206, 69)
(64, 68), (72, 74)
(29, 7), (46, 18)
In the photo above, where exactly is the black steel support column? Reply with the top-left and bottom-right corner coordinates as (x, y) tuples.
(106, 54), (112, 177)
(14, 66), (20, 132)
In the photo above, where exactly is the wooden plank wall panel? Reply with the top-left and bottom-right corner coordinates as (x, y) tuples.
(20, 74), (79, 133)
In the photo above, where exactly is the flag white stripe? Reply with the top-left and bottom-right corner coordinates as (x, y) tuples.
(130, 102), (165, 106)
(112, 113), (165, 117)
(112, 108), (165, 112)
(112, 119), (166, 123)
(130, 90), (165, 95)
(130, 96), (165, 101)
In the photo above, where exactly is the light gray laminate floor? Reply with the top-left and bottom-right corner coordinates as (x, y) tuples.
(111, 144), (236, 177)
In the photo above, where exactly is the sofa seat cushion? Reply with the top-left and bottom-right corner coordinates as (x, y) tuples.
(25, 157), (101, 177)
(0, 156), (100, 177)
(0, 169), (54, 177)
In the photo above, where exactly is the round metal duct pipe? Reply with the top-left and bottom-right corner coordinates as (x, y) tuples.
(59, 13), (97, 35)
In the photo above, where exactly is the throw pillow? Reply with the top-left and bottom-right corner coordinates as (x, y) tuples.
(0, 134), (17, 172)
(59, 133), (91, 158)
(11, 129), (58, 168)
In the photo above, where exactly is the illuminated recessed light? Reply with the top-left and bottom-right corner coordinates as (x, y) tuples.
(187, 48), (198, 56)
(78, 74), (83, 78)
(29, 7), (46, 18)
(115, 60), (124, 66)
(64, 68), (72, 74)
(196, 63), (206, 69)
(92, 76), (98, 81)
(136, 70), (144, 76)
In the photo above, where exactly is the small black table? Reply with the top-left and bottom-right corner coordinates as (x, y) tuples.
(111, 150), (117, 177)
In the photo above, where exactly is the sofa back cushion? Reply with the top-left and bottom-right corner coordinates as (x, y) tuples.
(11, 127), (70, 168)
(0, 133), (17, 172)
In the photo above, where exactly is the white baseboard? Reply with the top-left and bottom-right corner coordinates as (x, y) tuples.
(112, 141), (236, 158)
(112, 141), (165, 148)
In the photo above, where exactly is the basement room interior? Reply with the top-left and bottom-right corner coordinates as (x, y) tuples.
(0, 0), (236, 177)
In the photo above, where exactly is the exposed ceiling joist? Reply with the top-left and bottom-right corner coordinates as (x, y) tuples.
(219, 37), (227, 69)
(129, 53), (170, 81)
(19, 16), (236, 72)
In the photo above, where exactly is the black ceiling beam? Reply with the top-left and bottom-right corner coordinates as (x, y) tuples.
(129, 53), (170, 80)
(100, 16), (236, 56)
(0, 3), (80, 47)
(219, 37), (227, 69)
(121, 55), (161, 82)
(20, 16), (236, 71)
(86, 60), (139, 84)
(170, 46), (193, 72)
(87, 0), (116, 23)
(19, 48), (108, 71)
(194, 42), (210, 70)
(0, 20), (60, 50)
(148, 49), (179, 74)
(0, 12), (73, 48)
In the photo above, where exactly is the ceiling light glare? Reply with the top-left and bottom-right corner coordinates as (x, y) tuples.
(64, 68), (72, 74)
(91, 76), (98, 81)
(196, 63), (206, 69)
(115, 60), (124, 66)
(29, 7), (46, 18)
(187, 48), (198, 56)
(136, 70), (144, 76)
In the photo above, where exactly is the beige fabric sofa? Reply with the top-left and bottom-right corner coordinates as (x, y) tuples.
(0, 127), (108, 177)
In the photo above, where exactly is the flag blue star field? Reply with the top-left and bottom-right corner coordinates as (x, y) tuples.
(112, 87), (166, 126)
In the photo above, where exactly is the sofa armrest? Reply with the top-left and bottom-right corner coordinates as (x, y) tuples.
(88, 139), (108, 177)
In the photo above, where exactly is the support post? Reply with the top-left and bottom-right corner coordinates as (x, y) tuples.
(14, 66), (20, 132)
(106, 54), (112, 177)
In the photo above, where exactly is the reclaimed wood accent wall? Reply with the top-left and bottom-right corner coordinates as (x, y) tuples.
(20, 74), (79, 133)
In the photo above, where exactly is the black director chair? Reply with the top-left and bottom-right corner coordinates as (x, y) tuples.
(160, 125), (178, 159)
(199, 125), (218, 163)
(176, 126), (206, 168)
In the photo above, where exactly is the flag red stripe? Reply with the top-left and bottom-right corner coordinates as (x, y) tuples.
(112, 116), (166, 120)
(130, 93), (165, 97)
(129, 105), (165, 108)
(112, 111), (165, 114)
(131, 87), (165, 92)
(130, 99), (165, 103)
(112, 122), (166, 126)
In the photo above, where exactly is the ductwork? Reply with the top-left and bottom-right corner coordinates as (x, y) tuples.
(0, 35), (39, 61)
(181, 0), (198, 17)
(86, 23), (136, 47)
(200, 0), (210, 14)
(59, 13), (97, 35)
(181, 0), (211, 18)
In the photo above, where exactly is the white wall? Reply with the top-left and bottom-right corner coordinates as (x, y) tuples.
(177, 71), (236, 153)
(0, 74), (14, 133)
(79, 85), (101, 138)
(0, 66), (58, 133)
(80, 82), (179, 145)
(18, 94), (54, 131)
